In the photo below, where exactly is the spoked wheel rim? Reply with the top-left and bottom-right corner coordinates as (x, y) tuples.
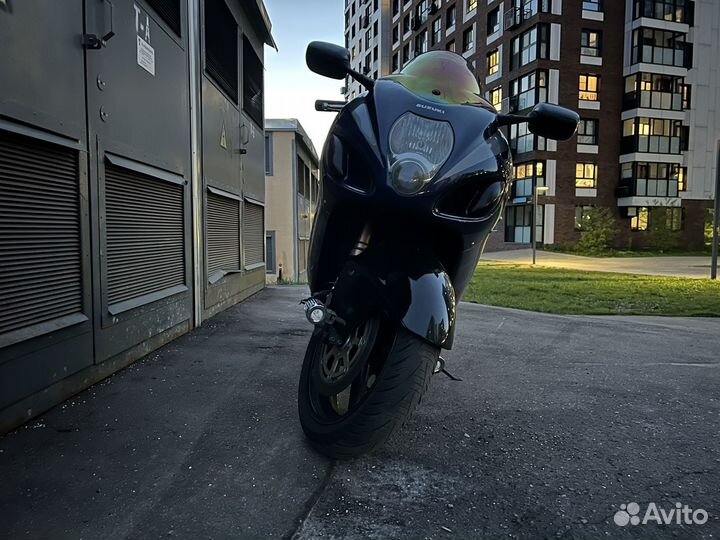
(309, 318), (384, 421)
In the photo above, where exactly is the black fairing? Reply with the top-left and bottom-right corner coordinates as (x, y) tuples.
(308, 78), (513, 349)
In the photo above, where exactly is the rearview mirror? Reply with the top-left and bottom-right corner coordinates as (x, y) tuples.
(527, 103), (580, 141)
(306, 41), (351, 80)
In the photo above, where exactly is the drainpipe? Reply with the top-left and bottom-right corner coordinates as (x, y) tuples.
(188, 0), (203, 323)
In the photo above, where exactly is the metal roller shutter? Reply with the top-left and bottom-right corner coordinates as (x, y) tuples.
(243, 201), (264, 267)
(0, 130), (83, 335)
(105, 163), (185, 307)
(206, 191), (240, 275)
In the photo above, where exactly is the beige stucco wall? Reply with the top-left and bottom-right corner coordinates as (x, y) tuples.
(265, 131), (296, 283)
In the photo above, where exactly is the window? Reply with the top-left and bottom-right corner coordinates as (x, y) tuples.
(505, 205), (533, 243)
(575, 163), (598, 188)
(574, 206), (594, 231)
(630, 207), (649, 231)
(446, 39), (456, 52)
(446, 3), (457, 27)
(577, 119), (599, 145)
(487, 48), (500, 75)
(393, 25), (399, 43)
(583, 0), (602, 11)
(403, 14), (410, 34)
(510, 70), (547, 111)
(373, 45), (378, 62)
(633, 0), (691, 23)
(513, 161), (545, 197)
(462, 25), (475, 52)
(392, 52), (400, 72)
(432, 17), (442, 45)
(665, 207), (683, 231)
(510, 25), (549, 69)
(631, 28), (689, 67)
(623, 162), (685, 197)
(467, 0), (477, 12)
(415, 30), (428, 55)
(393, 0), (400, 15)
(265, 231), (276, 274)
(622, 117), (685, 154)
(264, 133), (273, 175)
(242, 38), (264, 127)
(205, 0), (238, 102)
(581, 30), (602, 57)
(510, 122), (545, 154)
(579, 74), (600, 101)
(522, 0), (552, 20)
(415, 0), (428, 25)
(487, 7), (500, 35)
(489, 86), (503, 111)
(402, 43), (410, 64)
(623, 73), (685, 111)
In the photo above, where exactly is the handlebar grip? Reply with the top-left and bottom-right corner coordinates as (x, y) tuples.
(315, 100), (345, 112)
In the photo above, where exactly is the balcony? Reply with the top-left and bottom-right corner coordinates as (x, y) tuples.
(620, 134), (685, 155)
(623, 89), (684, 111)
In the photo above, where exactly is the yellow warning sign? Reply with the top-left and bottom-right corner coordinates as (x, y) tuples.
(220, 122), (227, 149)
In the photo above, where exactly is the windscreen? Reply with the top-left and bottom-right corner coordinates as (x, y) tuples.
(384, 51), (484, 106)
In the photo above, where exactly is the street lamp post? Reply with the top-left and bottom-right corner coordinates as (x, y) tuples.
(532, 185), (549, 265)
(711, 140), (719, 280)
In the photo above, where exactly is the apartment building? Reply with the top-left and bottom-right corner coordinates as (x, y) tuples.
(342, 0), (719, 251)
(344, 0), (394, 98)
(264, 119), (320, 283)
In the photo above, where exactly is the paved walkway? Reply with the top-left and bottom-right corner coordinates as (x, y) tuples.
(2, 286), (719, 539)
(482, 248), (714, 278)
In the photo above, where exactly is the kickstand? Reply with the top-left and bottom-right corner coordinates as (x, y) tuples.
(433, 357), (463, 381)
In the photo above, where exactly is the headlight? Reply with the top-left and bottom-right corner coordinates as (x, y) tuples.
(388, 112), (454, 195)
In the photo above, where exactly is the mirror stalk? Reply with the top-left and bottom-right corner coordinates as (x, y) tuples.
(348, 69), (375, 91)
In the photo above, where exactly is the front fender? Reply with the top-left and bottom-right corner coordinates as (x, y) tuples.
(399, 271), (456, 349)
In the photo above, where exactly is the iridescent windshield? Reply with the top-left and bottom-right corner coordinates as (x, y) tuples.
(384, 51), (484, 105)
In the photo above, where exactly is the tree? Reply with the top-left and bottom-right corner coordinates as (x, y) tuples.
(576, 207), (617, 253)
(647, 207), (681, 252)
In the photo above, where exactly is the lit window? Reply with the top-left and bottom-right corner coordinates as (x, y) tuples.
(575, 163), (598, 188)
(489, 86), (503, 111)
(579, 74), (600, 101)
(630, 207), (649, 231)
(487, 48), (500, 74)
(467, 0), (477, 12)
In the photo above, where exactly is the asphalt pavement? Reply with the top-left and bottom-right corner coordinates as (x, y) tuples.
(1, 286), (718, 540)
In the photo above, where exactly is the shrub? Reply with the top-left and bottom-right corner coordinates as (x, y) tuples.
(576, 207), (617, 253)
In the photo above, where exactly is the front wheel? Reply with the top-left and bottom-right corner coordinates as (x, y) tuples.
(298, 321), (439, 459)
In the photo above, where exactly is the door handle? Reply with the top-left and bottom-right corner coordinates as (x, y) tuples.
(83, 0), (115, 49)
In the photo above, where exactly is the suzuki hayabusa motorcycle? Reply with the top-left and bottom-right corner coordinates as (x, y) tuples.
(298, 42), (579, 459)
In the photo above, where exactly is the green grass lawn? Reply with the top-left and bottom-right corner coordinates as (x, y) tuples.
(463, 263), (720, 316)
(544, 245), (711, 258)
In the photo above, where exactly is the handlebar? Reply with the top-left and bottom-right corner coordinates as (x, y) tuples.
(315, 100), (346, 113)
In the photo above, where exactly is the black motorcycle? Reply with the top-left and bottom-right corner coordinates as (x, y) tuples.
(298, 42), (578, 459)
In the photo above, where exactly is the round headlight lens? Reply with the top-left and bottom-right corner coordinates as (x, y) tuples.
(390, 156), (432, 195)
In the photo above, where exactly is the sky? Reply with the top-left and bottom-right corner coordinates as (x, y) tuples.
(263, 0), (345, 155)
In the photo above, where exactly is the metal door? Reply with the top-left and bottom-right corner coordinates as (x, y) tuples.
(84, 0), (193, 361)
(0, 0), (93, 411)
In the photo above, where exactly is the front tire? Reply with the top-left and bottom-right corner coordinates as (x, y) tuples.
(298, 323), (439, 459)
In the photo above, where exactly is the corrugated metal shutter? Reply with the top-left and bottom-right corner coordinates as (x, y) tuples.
(206, 191), (240, 275)
(243, 201), (264, 267)
(0, 130), (83, 335)
(105, 163), (185, 307)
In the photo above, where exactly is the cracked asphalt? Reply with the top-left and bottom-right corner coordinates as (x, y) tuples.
(1, 285), (718, 539)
